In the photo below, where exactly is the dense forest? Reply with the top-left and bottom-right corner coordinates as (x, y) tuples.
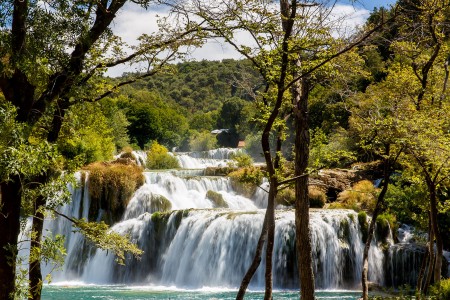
(1, 0), (450, 299)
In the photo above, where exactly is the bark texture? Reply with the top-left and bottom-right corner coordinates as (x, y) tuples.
(293, 75), (315, 300)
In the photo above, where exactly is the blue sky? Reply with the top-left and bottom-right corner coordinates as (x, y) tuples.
(108, 0), (398, 76)
(349, 0), (397, 10)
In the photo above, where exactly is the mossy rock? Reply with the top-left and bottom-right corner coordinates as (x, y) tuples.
(339, 218), (351, 242)
(206, 190), (229, 208)
(148, 194), (172, 213)
(358, 211), (368, 243)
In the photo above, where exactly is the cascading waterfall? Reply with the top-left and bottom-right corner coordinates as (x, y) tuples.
(39, 148), (426, 290)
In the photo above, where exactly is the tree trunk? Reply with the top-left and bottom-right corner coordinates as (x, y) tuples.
(423, 225), (435, 294)
(264, 178), (276, 300)
(28, 194), (46, 300)
(416, 214), (432, 299)
(429, 185), (443, 284)
(0, 177), (22, 299)
(361, 156), (390, 300)
(236, 211), (268, 299)
(293, 75), (315, 300)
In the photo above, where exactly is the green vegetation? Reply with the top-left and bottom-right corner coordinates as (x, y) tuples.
(308, 187), (327, 209)
(358, 211), (369, 244)
(228, 166), (265, 198)
(276, 188), (295, 206)
(335, 181), (377, 212)
(146, 142), (180, 170)
(430, 278), (450, 299)
(85, 161), (145, 224)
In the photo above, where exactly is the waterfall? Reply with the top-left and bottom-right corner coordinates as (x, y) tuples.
(40, 149), (427, 290)
(175, 148), (242, 169)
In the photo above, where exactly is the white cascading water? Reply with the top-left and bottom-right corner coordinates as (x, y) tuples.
(38, 148), (425, 290)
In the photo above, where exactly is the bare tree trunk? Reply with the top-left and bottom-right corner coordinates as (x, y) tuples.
(0, 177), (22, 299)
(236, 212), (268, 299)
(361, 153), (391, 300)
(429, 185), (443, 283)
(416, 215), (432, 299)
(423, 226), (435, 294)
(293, 74), (315, 300)
(264, 179), (276, 300)
(28, 194), (46, 300)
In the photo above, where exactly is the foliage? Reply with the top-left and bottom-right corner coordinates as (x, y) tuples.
(85, 161), (144, 223)
(376, 213), (397, 243)
(74, 219), (143, 265)
(309, 127), (357, 169)
(430, 278), (450, 299)
(229, 152), (254, 168)
(100, 99), (130, 151)
(58, 103), (115, 165)
(228, 166), (265, 198)
(146, 142), (180, 170)
(188, 130), (217, 151)
(206, 190), (229, 208)
(358, 211), (369, 243)
(276, 188), (295, 207)
(118, 91), (189, 149)
(127, 59), (263, 113)
(336, 180), (377, 212)
(308, 186), (327, 208)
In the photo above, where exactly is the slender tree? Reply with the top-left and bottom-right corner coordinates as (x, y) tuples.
(0, 1), (202, 298)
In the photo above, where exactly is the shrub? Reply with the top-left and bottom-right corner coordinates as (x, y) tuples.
(206, 190), (228, 208)
(228, 166), (264, 198)
(146, 142), (180, 169)
(276, 188), (295, 206)
(336, 180), (377, 212)
(84, 161), (145, 224)
(430, 278), (450, 299)
(309, 186), (327, 208)
(229, 152), (254, 168)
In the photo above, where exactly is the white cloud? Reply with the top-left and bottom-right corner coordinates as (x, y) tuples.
(107, 3), (369, 77)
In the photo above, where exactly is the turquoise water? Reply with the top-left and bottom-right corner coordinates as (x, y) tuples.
(42, 285), (362, 299)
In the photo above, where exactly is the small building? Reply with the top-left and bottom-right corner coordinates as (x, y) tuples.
(237, 141), (246, 148)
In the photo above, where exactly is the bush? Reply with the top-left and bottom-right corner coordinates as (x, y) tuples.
(309, 186), (327, 208)
(336, 180), (377, 212)
(229, 152), (253, 168)
(276, 188), (295, 206)
(228, 166), (264, 198)
(146, 142), (180, 169)
(84, 161), (145, 223)
(430, 278), (450, 299)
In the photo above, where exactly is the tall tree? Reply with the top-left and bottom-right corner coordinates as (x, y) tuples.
(167, 1), (386, 299)
(0, 1), (202, 298)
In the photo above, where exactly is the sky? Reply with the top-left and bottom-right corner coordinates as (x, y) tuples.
(108, 0), (398, 76)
